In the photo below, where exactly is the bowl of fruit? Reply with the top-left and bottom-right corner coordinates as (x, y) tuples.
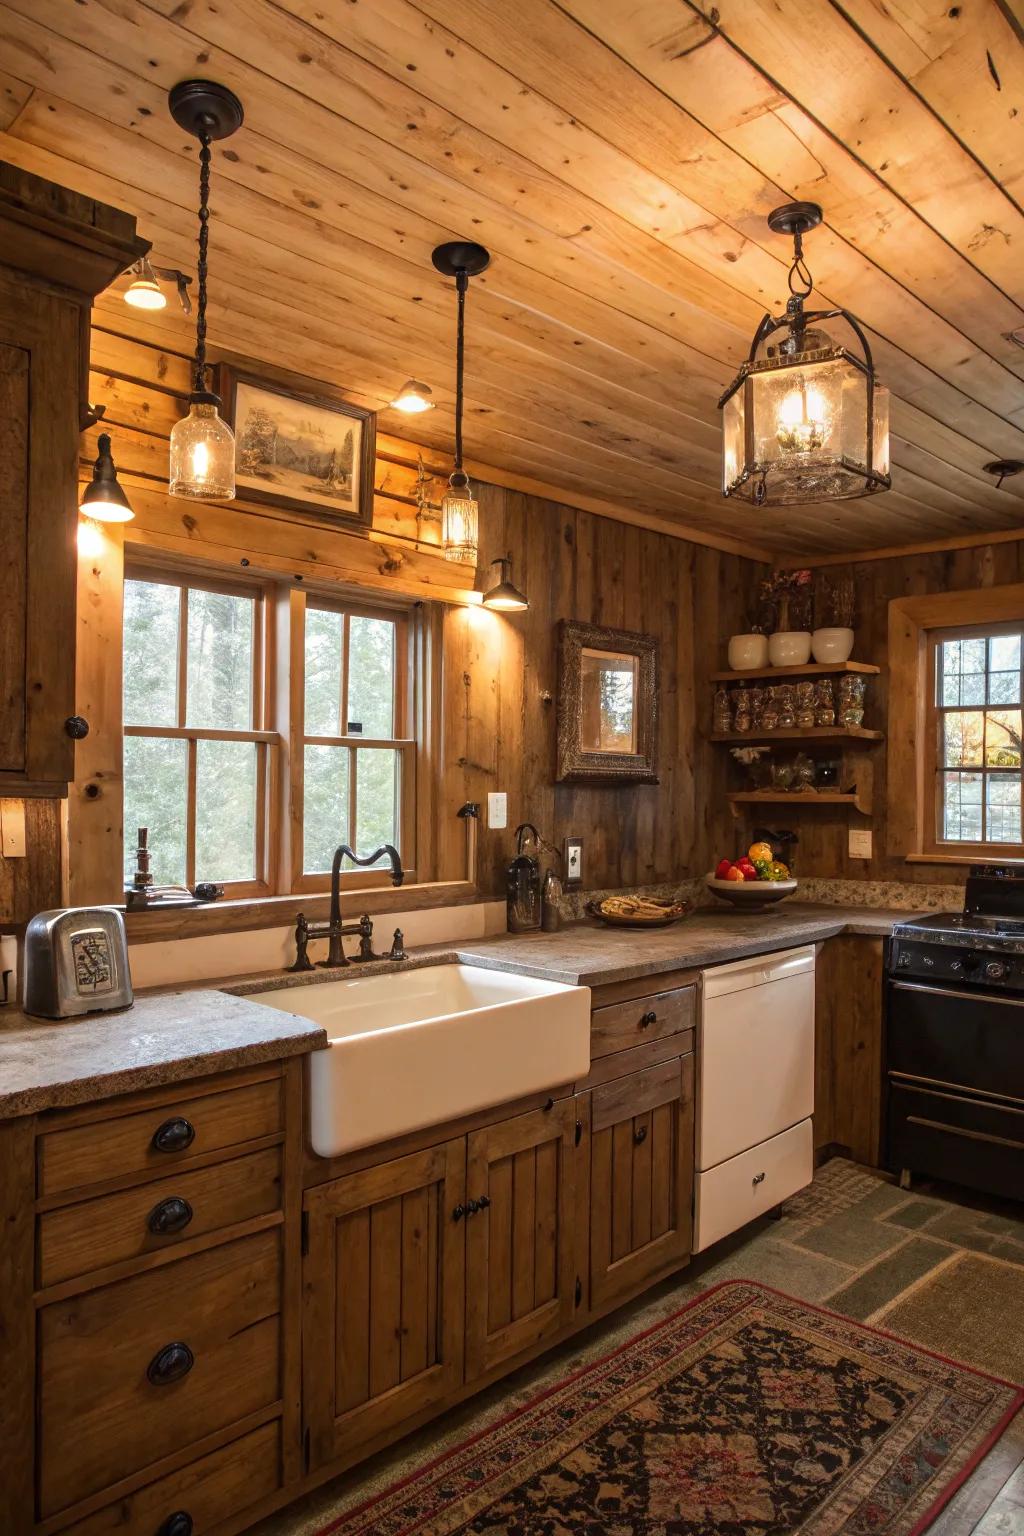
(707, 842), (797, 912)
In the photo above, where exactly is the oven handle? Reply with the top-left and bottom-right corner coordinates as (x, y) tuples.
(889, 1071), (1024, 1110)
(890, 980), (1024, 1007)
(905, 1115), (1024, 1154)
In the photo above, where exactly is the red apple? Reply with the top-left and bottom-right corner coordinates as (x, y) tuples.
(715, 858), (733, 880)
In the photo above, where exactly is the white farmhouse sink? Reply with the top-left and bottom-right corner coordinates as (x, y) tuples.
(250, 963), (591, 1156)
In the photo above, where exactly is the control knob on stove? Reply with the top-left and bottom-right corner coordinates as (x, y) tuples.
(984, 959), (1008, 982)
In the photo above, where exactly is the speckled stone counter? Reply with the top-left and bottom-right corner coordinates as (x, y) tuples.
(448, 903), (907, 986)
(0, 989), (327, 1120)
(227, 903), (911, 998)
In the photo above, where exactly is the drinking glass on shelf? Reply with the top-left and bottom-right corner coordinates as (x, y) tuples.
(839, 674), (866, 726)
(713, 684), (732, 733)
(814, 678), (836, 727)
(761, 686), (779, 731)
(795, 680), (816, 729)
(775, 683), (796, 729)
(733, 682), (752, 733)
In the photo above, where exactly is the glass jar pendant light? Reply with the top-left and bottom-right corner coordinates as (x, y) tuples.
(719, 202), (891, 508)
(431, 241), (491, 564)
(167, 79), (244, 500)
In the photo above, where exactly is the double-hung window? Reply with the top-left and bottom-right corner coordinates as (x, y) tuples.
(122, 569), (273, 894)
(928, 624), (1022, 853)
(120, 567), (416, 896)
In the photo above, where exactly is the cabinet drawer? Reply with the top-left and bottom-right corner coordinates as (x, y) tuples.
(38, 1077), (283, 1197)
(58, 1419), (281, 1536)
(38, 1147), (283, 1288)
(591, 986), (695, 1058)
(38, 1229), (281, 1519)
(694, 1118), (812, 1253)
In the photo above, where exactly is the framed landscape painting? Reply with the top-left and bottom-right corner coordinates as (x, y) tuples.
(217, 366), (376, 528)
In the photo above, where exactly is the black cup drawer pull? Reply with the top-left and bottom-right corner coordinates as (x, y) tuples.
(147, 1196), (194, 1236)
(147, 1341), (195, 1387)
(158, 1515), (194, 1536)
(634, 1124), (649, 1144)
(639, 1010), (657, 1028)
(752, 1171), (766, 1187)
(151, 1117), (196, 1154)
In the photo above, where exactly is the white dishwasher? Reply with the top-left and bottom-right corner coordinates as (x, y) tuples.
(694, 946), (815, 1252)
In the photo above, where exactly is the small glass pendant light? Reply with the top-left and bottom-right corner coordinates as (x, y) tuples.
(390, 379), (435, 414)
(482, 555), (529, 611)
(719, 202), (891, 508)
(431, 241), (491, 565)
(79, 433), (134, 522)
(167, 80), (244, 501)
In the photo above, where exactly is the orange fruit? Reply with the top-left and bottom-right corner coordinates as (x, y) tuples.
(748, 840), (773, 864)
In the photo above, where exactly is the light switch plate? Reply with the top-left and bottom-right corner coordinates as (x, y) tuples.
(564, 836), (583, 886)
(487, 792), (507, 830)
(848, 828), (873, 860)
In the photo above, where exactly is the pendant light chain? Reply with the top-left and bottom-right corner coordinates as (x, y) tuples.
(193, 129), (212, 396)
(787, 227), (814, 300)
(453, 270), (468, 476)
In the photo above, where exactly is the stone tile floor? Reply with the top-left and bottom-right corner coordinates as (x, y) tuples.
(255, 1158), (1024, 1536)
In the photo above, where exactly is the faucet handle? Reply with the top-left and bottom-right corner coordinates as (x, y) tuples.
(388, 928), (407, 962)
(356, 913), (377, 963)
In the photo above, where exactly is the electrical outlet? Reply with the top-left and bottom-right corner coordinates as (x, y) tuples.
(487, 792), (507, 830)
(564, 836), (583, 885)
(848, 828), (873, 860)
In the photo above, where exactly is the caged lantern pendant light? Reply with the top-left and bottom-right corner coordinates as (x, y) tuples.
(431, 241), (491, 564)
(167, 80), (244, 501)
(719, 202), (891, 508)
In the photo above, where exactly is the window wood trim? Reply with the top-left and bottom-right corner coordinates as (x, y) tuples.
(888, 585), (1024, 863)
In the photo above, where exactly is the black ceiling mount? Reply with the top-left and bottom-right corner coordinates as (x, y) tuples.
(431, 241), (491, 278)
(983, 459), (1024, 489)
(168, 80), (244, 141)
(766, 201), (823, 238)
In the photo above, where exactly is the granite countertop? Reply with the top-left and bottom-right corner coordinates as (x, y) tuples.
(229, 902), (910, 995)
(0, 989), (327, 1121)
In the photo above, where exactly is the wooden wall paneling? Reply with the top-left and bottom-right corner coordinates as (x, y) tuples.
(69, 520), (125, 905)
(0, 797), (63, 930)
(815, 935), (886, 1166)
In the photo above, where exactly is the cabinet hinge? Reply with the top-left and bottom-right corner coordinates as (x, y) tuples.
(574, 1275), (582, 1308)
(301, 1209), (309, 1256)
(303, 1425), (311, 1473)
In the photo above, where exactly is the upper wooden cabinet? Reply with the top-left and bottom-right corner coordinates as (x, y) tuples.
(0, 163), (146, 793)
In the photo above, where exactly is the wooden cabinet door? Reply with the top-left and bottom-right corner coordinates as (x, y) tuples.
(588, 1055), (694, 1311)
(302, 1139), (465, 1470)
(465, 1100), (578, 1382)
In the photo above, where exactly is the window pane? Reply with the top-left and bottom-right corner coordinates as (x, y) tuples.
(347, 617), (396, 737)
(186, 588), (254, 730)
(123, 580), (180, 727)
(304, 745), (349, 873)
(304, 607), (344, 737)
(985, 710), (1022, 767)
(123, 736), (187, 886)
(942, 771), (983, 842)
(355, 748), (398, 861)
(989, 634), (1021, 674)
(195, 740), (257, 883)
(986, 774), (1021, 843)
(942, 711), (983, 767)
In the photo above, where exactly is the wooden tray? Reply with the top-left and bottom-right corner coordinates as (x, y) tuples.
(586, 900), (692, 929)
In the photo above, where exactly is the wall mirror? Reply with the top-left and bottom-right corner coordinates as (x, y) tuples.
(556, 620), (658, 783)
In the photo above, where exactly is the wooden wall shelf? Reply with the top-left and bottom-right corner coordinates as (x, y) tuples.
(727, 789), (871, 816)
(710, 661), (881, 682)
(710, 726), (884, 746)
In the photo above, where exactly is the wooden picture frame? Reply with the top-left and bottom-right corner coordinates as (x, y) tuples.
(556, 620), (659, 784)
(216, 365), (376, 529)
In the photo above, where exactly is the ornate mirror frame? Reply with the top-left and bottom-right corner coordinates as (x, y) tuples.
(556, 620), (659, 784)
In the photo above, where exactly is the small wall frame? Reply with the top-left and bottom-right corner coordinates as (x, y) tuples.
(556, 620), (659, 784)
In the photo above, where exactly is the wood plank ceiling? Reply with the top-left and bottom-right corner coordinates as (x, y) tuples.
(0, 0), (1021, 557)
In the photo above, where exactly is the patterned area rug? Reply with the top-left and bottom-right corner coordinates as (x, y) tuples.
(320, 1281), (1022, 1536)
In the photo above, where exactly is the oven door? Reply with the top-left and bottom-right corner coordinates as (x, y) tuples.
(886, 981), (1024, 1102)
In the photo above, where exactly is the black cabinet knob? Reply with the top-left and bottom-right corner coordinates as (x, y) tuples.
(452, 1203), (465, 1222)
(477, 1194), (491, 1210)
(639, 1011), (657, 1028)
(465, 1198), (480, 1217)
(64, 715), (90, 740)
(634, 1124), (648, 1145)
(147, 1341), (195, 1387)
(151, 1117), (196, 1154)
(158, 1515), (194, 1536)
(147, 1196), (194, 1237)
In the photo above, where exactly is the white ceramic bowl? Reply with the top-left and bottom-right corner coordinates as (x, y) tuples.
(812, 627), (855, 664)
(727, 633), (769, 670)
(705, 874), (799, 912)
(768, 631), (812, 667)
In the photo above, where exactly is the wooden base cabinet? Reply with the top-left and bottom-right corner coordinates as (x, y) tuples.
(586, 1056), (695, 1311)
(302, 1140), (466, 1470)
(465, 1100), (579, 1379)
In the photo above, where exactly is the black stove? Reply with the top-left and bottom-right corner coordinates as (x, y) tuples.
(884, 865), (1024, 1203)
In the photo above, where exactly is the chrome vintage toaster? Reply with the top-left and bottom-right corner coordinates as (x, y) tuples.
(23, 907), (133, 1019)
